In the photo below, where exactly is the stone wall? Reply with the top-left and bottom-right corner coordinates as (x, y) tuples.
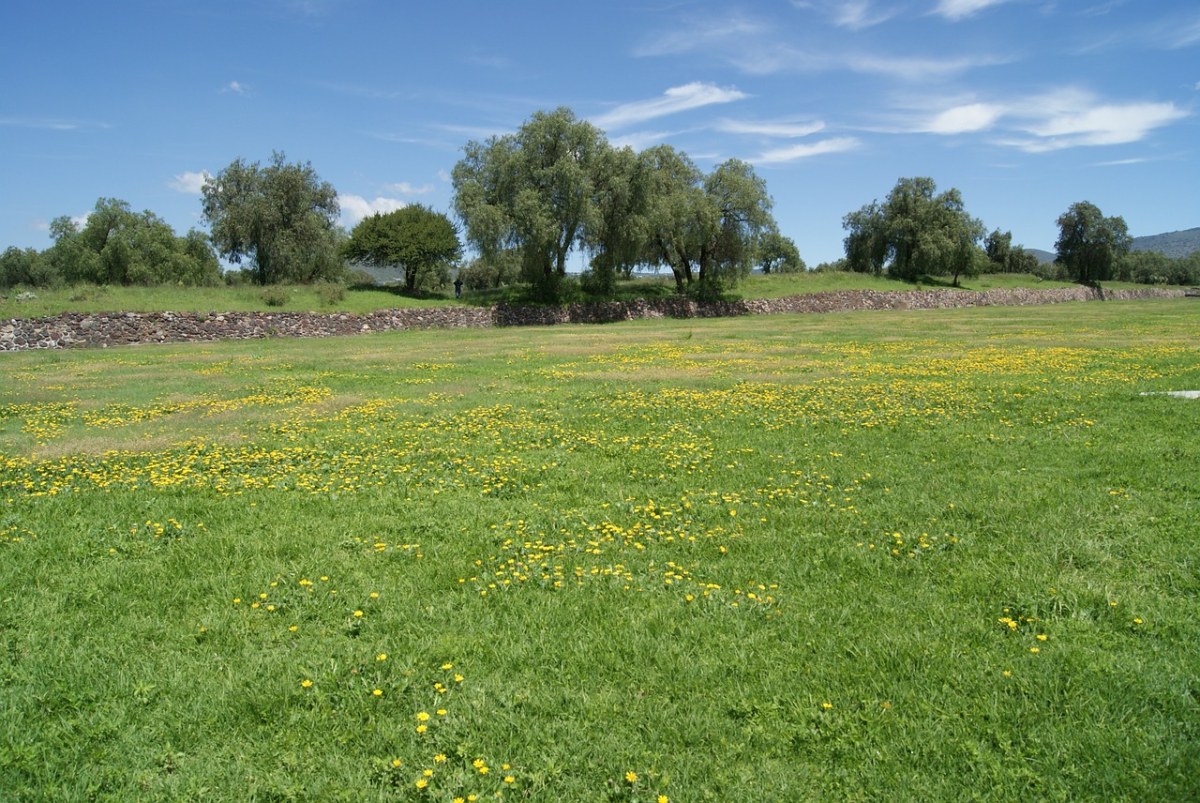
(1, 285), (1185, 352)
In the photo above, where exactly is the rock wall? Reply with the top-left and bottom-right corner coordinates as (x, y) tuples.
(1, 285), (1185, 352)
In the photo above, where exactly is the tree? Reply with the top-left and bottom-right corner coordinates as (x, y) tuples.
(641, 149), (776, 294)
(342, 205), (461, 292)
(1054, 201), (1131, 284)
(985, 229), (1012, 270)
(842, 177), (984, 283)
(202, 151), (341, 284)
(757, 226), (804, 273)
(0, 247), (57, 288)
(42, 197), (220, 286)
(453, 108), (606, 297)
(584, 144), (648, 293)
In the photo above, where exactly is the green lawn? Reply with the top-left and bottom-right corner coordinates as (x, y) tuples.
(1, 300), (1198, 800)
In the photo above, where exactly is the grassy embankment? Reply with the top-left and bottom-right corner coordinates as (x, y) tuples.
(0, 271), (1128, 319)
(1, 299), (1197, 800)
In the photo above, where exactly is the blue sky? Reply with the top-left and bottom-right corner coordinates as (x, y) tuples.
(2, 0), (1197, 266)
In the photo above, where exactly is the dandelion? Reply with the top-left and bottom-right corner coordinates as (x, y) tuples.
(391, 759), (403, 768)
(376, 653), (388, 661)
(373, 688), (383, 697)
(821, 701), (833, 710)
(369, 592), (379, 599)
(454, 673), (464, 683)
(442, 662), (454, 670)
(1002, 670), (1012, 678)
(414, 778), (428, 790)
(416, 711), (431, 722)
(1036, 634), (1048, 641)
(659, 796), (670, 803)
(436, 708), (447, 716)
(625, 770), (639, 784)
(288, 625), (298, 632)
(353, 610), (364, 618)
(416, 724), (428, 733)
(1029, 647), (1040, 654)
(232, 598), (241, 604)
(423, 768), (434, 777)
(504, 776), (515, 784)
(300, 679), (313, 689)
(434, 754), (447, 763)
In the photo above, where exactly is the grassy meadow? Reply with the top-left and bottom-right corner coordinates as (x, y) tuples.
(2, 300), (1198, 800)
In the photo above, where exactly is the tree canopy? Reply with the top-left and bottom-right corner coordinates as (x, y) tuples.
(453, 109), (784, 298)
(1054, 201), (1131, 284)
(202, 152), (341, 285)
(843, 177), (985, 284)
(342, 205), (461, 292)
(39, 197), (220, 287)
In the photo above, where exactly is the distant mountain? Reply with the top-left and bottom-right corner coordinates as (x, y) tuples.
(1026, 227), (1200, 263)
(1027, 248), (1056, 264)
(1130, 227), (1200, 259)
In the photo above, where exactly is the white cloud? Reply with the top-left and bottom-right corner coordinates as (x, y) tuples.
(382, 182), (433, 195)
(905, 89), (1189, 151)
(751, 137), (861, 164)
(1003, 90), (1189, 152)
(790, 1), (897, 29)
(221, 81), (249, 95)
(338, 195), (406, 227)
(716, 119), (826, 137)
(848, 53), (1005, 80)
(0, 116), (109, 130)
(592, 83), (749, 131)
(918, 102), (1006, 133)
(169, 170), (211, 194)
(933, 0), (1012, 21)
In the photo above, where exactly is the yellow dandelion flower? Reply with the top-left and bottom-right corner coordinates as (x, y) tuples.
(423, 768), (434, 777)
(416, 711), (431, 722)
(372, 688), (383, 697)
(353, 610), (364, 618)
(504, 775), (515, 784)
(416, 724), (428, 734)
(442, 662), (454, 670)
(454, 673), (464, 683)
(1036, 634), (1048, 641)
(1029, 647), (1040, 654)
(288, 625), (298, 632)
(369, 592), (379, 599)
(821, 701), (833, 710)
(391, 758), (402, 768)
(625, 771), (638, 783)
(376, 653), (388, 661)
(436, 708), (447, 716)
(414, 778), (427, 790)
(300, 679), (313, 689)
(232, 598), (241, 604)
(478, 765), (489, 775)
(434, 754), (447, 763)
(472, 759), (485, 769)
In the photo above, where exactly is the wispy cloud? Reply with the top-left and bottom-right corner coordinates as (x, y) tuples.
(221, 80), (250, 96)
(608, 130), (675, 151)
(908, 88), (1190, 151)
(1094, 157), (1150, 166)
(338, 195), (407, 227)
(382, 182), (434, 195)
(0, 117), (109, 131)
(592, 83), (748, 131)
(932, 0), (1013, 21)
(169, 170), (211, 194)
(791, 1), (899, 30)
(750, 137), (861, 164)
(636, 11), (1001, 79)
(716, 119), (826, 137)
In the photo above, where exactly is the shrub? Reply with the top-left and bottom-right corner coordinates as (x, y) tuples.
(260, 286), (290, 307)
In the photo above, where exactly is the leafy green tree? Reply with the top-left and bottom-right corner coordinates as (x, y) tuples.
(842, 177), (984, 283)
(640, 148), (775, 294)
(757, 226), (804, 273)
(1007, 246), (1041, 274)
(43, 198), (220, 286)
(584, 144), (648, 293)
(1054, 201), (1132, 284)
(342, 205), (461, 292)
(985, 229), (1012, 270)
(202, 151), (341, 284)
(0, 247), (57, 288)
(458, 250), (523, 291)
(453, 108), (606, 297)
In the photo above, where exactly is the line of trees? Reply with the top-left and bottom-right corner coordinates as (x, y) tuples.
(5, 126), (1199, 294)
(838, 177), (1200, 287)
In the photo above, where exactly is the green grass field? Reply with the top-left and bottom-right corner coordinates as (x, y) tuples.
(2, 300), (1198, 800)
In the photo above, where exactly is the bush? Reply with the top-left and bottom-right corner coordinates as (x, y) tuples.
(260, 286), (290, 307)
(316, 281), (346, 306)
